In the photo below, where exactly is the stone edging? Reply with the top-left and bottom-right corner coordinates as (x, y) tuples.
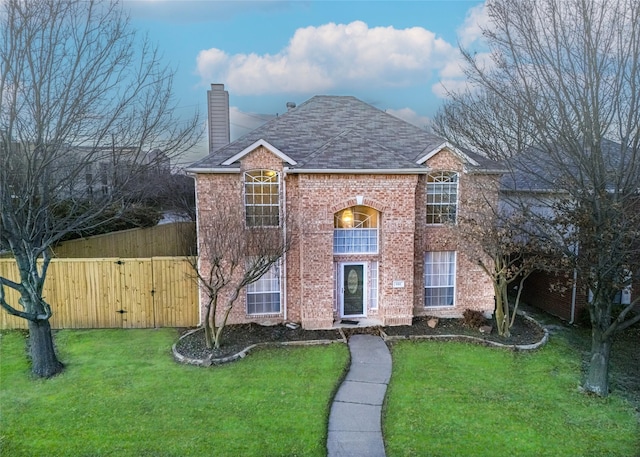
(379, 312), (550, 351)
(172, 327), (348, 367)
(172, 314), (549, 367)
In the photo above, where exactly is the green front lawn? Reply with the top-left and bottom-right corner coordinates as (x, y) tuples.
(2, 327), (638, 457)
(0, 329), (349, 457)
(384, 339), (640, 457)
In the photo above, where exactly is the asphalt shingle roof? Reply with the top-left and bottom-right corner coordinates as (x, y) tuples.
(187, 95), (503, 173)
(501, 139), (630, 192)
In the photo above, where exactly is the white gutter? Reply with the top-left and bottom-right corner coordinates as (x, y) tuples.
(500, 188), (569, 195)
(282, 169), (288, 322)
(284, 167), (432, 174)
(466, 168), (508, 175)
(192, 174), (203, 327)
(184, 167), (241, 174)
(188, 167), (430, 174)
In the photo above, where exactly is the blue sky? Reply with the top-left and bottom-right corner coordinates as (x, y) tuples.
(124, 1), (488, 163)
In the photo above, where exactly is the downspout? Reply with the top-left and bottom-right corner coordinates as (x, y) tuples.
(569, 267), (578, 324)
(282, 169), (288, 322)
(190, 172), (203, 327)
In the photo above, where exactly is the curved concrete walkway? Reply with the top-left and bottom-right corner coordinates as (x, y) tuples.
(327, 334), (391, 457)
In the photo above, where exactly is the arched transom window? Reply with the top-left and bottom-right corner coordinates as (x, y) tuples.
(333, 206), (379, 254)
(244, 170), (280, 227)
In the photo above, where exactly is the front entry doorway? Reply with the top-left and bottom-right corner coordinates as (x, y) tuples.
(340, 262), (367, 318)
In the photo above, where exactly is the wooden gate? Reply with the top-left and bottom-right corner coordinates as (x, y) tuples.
(0, 257), (198, 329)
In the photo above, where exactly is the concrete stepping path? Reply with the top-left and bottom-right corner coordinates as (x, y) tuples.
(327, 334), (392, 457)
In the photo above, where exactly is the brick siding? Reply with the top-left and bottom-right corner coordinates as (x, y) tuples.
(195, 146), (497, 328)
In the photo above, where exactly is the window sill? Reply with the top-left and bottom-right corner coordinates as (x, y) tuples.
(246, 313), (283, 318)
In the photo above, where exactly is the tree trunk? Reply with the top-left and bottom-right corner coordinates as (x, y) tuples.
(494, 275), (510, 337)
(27, 319), (64, 378)
(495, 300), (504, 335)
(583, 329), (611, 396)
(203, 298), (213, 349)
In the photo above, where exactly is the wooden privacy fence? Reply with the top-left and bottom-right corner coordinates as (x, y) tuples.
(0, 257), (199, 330)
(52, 222), (196, 258)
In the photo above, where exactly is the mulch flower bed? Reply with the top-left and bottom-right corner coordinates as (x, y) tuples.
(382, 314), (544, 345)
(175, 313), (546, 362)
(175, 324), (343, 361)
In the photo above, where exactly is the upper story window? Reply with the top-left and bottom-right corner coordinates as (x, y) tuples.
(334, 206), (379, 254)
(244, 170), (280, 227)
(426, 171), (458, 224)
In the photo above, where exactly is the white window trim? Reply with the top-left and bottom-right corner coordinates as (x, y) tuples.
(333, 228), (379, 255)
(369, 261), (379, 310)
(244, 169), (280, 227)
(340, 261), (368, 318)
(246, 261), (282, 315)
(426, 171), (459, 225)
(424, 251), (456, 308)
(333, 206), (380, 254)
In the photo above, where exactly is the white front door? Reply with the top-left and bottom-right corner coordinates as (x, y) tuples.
(340, 262), (367, 317)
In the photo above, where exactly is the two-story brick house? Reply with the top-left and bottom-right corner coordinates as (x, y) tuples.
(187, 91), (505, 329)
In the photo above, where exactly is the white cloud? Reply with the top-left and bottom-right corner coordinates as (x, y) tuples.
(386, 108), (430, 129)
(433, 50), (493, 99)
(439, 59), (465, 79)
(196, 20), (457, 95)
(457, 2), (489, 47)
(431, 79), (473, 99)
(433, 2), (493, 100)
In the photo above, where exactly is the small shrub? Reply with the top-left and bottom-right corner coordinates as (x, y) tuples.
(462, 309), (487, 329)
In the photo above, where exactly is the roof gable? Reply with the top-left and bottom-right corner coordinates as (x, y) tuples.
(221, 139), (297, 166)
(416, 141), (480, 167)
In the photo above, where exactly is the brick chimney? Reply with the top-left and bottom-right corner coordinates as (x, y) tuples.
(207, 83), (230, 153)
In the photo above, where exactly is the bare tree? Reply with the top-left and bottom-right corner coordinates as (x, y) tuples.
(457, 209), (550, 337)
(143, 170), (196, 222)
(431, 89), (537, 161)
(191, 201), (294, 350)
(437, 0), (640, 396)
(0, 0), (201, 377)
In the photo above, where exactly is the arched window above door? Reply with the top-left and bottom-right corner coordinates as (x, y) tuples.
(333, 206), (379, 254)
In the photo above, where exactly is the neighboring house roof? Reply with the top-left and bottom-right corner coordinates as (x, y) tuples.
(501, 138), (631, 193)
(187, 95), (504, 174)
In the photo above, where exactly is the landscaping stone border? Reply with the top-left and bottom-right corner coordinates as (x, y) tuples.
(172, 312), (549, 367)
(172, 327), (348, 367)
(380, 311), (550, 351)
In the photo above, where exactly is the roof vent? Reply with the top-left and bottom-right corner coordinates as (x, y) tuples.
(286, 102), (296, 111)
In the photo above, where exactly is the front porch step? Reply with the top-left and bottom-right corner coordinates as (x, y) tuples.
(332, 318), (384, 329)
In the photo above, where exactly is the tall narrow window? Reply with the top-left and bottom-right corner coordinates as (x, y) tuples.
(247, 262), (281, 314)
(424, 251), (456, 307)
(333, 206), (379, 254)
(244, 170), (280, 227)
(426, 171), (458, 224)
(369, 261), (379, 310)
